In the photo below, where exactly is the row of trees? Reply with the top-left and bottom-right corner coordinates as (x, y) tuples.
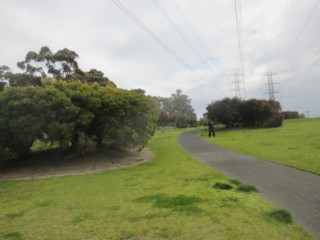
(156, 89), (197, 128)
(1, 46), (293, 162)
(282, 111), (303, 119)
(206, 97), (284, 128)
(0, 81), (159, 159)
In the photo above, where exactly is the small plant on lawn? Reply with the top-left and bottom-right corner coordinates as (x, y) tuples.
(230, 179), (241, 185)
(229, 179), (258, 193)
(3, 232), (22, 240)
(136, 193), (204, 215)
(268, 209), (293, 224)
(237, 184), (258, 193)
(213, 182), (233, 190)
(136, 194), (203, 208)
(155, 194), (202, 208)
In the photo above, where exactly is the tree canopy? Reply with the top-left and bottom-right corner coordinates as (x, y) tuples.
(156, 89), (197, 128)
(0, 46), (159, 160)
(0, 46), (116, 89)
(206, 97), (283, 128)
(0, 81), (159, 159)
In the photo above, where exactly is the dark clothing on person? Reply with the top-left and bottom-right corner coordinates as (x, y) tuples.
(208, 120), (215, 137)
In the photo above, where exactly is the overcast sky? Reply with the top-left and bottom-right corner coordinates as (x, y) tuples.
(1, 0), (320, 118)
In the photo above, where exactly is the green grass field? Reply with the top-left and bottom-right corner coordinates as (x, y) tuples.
(0, 129), (314, 239)
(201, 118), (320, 174)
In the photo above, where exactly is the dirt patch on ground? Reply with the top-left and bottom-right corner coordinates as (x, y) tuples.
(0, 148), (153, 180)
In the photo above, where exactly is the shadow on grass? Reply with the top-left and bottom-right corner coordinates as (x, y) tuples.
(213, 182), (233, 190)
(237, 184), (258, 193)
(2, 232), (22, 240)
(229, 179), (258, 193)
(4, 211), (26, 220)
(135, 193), (204, 215)
(212, 180), (258, 193)
(267, 209), (293, 224)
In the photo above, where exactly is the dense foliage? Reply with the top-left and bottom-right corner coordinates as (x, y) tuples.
(0, 81), (159, 159)
(206, 97), (283, 128)
(0, 46), (160, 160)
(156, 89), (197, 128)
(282, 111), (302, 119)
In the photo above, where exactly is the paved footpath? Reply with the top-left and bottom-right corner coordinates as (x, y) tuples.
(177, 130), (320, 239)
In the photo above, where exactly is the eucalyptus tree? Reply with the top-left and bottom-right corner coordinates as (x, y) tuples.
(156, 89), (197, 128)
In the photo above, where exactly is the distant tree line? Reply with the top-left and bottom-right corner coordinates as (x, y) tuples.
(206, 97), (284, 128)
(281, 111), (303, 119)
(0, 47), (159, 160)
(155, 89), (197, 128)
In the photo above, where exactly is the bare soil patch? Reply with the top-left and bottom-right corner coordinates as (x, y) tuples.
(0, 148), (153, 180)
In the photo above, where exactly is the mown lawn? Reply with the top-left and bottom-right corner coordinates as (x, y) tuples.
(0, 129), (314, 239)
(201, 118), (320, 174)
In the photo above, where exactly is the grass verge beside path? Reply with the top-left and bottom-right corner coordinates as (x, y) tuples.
(0, 129), (314, 239)
(201, 118), (320, 174)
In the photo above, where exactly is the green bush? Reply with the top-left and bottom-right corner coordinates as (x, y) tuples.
(0, 86), (77, 159)
(206, 98), (283, 128)
(0, 81), (159, 159)
(213, 182), (233, 190)
(268, 209), (293, 224)
(237, 184), (258, 193)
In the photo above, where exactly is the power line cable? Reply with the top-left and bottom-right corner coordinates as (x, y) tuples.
(269, 0), (295, 65)
(238, 0), (246, 99)
(281, 47), (320, 87)
(151, 0), (203, 62)
(297, 48), (320, 74)
(276, 0), (320, 72)
(290, 31), (320, 70)
(233, 0), (246, 99)
(172, 0), (228, 77)
(112, 0), (203, 80)
(233, 0), (244, 73)
(112, 0), (226, 94)
(152, 0), (227, 88)
(238, 0), (244, 66)
(152, 0), (229, 94)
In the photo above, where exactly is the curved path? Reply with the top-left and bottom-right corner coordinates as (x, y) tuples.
(178, 130), (320, 239)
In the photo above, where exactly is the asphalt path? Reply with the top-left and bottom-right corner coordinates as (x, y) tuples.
(177, 130), (320, 239)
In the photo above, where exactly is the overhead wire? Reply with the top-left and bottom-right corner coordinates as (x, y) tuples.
(296, 48), (320, 75)
(112, 0), (226, 94)
(233, 0), (246, 99)
(151, 0), (203, 62)
(151, 0), (227, 93)
(276, 0), (320, 73)
(290, 30), (320, 73)
(269, 0), (295, 67)
(172, 0), (228, 78)
(237, 0), (246, 98)
(111, 0), (206, 83)
(238, 0), (245, 72)
(233, 0), (244, 73)
(281, 48), (320, 87)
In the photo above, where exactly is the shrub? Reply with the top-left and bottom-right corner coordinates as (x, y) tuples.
(213, 182), (233, 190)
(230, 179), (241, 185)
(206, 98), (283, 128)
(237, 184), (258, 193)
(282, 111), (300, 119)
(263, 114), (284, 128)
(268, 209), (293, 223)
(0, 81), (160, 159)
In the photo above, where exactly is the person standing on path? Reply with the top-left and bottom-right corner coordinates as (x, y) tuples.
(208, 119), (215, 137)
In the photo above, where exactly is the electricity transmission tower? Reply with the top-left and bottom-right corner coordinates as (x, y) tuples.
(264, 71), (279, 100)
(231, 71), (245, 99)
